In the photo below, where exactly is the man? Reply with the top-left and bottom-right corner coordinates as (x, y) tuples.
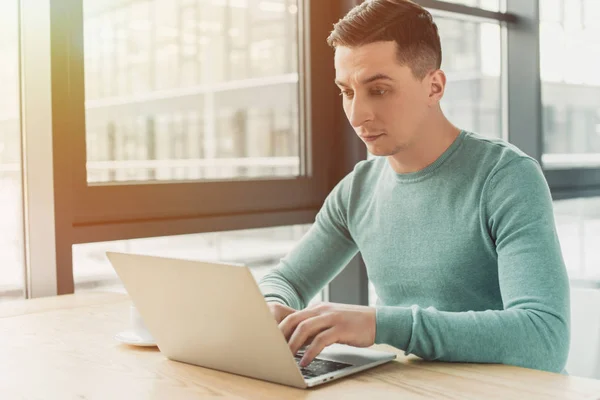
(259, 0), (570, 373)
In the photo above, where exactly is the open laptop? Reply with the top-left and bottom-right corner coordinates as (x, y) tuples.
(106, 251), (396, 388)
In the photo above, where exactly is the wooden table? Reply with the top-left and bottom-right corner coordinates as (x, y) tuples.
(1, 292), (600, 400)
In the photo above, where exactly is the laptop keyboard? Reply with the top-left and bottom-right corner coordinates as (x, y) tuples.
(294, 350), (353, 379)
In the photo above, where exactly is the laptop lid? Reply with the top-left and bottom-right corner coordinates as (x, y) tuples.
(106, 251), (306, 388)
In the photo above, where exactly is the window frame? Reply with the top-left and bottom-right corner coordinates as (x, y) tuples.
(42, 0), (345, 294)
(66, 0), (337, 233)
(536, 0), (600, 199)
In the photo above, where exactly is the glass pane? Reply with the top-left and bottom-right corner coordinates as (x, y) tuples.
(554, 197), (600, 280)
(540, 0), (600, 169)
(0, 1), (25, 302)
(73, 224), (324, 305)
(437, 17), (503, 138)
(83, 0), (301, 183)
(439, 0), (502, 12)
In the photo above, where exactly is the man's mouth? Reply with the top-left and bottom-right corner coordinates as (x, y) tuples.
(361, 134), (384, 142)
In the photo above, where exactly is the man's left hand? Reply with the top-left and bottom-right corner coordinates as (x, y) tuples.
(279, 302), (377, 367)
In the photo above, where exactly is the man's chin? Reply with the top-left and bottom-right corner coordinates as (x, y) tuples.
(367, 145), (403, 158)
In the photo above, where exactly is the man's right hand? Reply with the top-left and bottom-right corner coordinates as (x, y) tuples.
(267, 302), (296, 324)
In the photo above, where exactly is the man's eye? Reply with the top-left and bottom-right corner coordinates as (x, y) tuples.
(340, 90), (354, 98)
(372, 89), (387, 96)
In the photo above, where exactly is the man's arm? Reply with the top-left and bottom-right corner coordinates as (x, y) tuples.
(375, 157), (570, 373)
(259, 173), (359, 310)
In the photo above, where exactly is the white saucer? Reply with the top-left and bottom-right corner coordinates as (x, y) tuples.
(114, 331), (157, 347)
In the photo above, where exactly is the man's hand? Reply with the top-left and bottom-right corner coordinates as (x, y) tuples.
(266, 302), (296, 324)
(279, 302), (377, 367)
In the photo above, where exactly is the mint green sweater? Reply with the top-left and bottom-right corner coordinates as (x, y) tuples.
(259, 131), (570, 373)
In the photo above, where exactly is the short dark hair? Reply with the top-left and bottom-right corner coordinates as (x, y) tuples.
(327, 0), (442, 80)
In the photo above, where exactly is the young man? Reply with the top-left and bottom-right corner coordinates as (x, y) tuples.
(259, 0), (570, 373)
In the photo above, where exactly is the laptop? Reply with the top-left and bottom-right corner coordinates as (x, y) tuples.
(106, 251), (397, 388)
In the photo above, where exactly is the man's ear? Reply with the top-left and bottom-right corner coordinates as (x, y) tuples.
(428, 69), (446, 106)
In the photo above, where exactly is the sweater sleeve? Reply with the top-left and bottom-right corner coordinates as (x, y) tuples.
(258, 174), (359, 310)
(374, 157), (570, 373)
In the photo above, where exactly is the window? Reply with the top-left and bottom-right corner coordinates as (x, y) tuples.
(440, 0), (502, 12)
(554, 197), (600, 279)
(83, 0), (301, 183)
(540, 0), (600, 169)
(0, 1), (25, 301)
(74, 224), (324, 305)
(436, 16), (503, 138)
(60, 0), (335, 266)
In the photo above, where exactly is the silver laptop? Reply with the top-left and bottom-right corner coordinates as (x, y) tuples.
(106, 251), (396, 388)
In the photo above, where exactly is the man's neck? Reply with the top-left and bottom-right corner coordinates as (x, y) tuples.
(387, 117), (461, 174)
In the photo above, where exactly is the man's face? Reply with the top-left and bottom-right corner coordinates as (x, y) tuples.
(334, 41), (437, 156)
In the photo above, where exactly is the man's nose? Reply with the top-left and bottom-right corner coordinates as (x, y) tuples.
(348, 96), (374, 128)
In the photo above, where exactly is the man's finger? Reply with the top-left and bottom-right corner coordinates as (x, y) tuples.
(300, 328), (338, 367)
(288, 314), (333, 355)
(275, 307), (295, 324)
(279, 308), (321, 340)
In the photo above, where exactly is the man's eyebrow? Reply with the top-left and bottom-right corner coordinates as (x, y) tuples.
(334, 73), (395, 87)
(362, 73), (394, 84)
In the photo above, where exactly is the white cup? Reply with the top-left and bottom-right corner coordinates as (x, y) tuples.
(130, 304), (154, 342)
